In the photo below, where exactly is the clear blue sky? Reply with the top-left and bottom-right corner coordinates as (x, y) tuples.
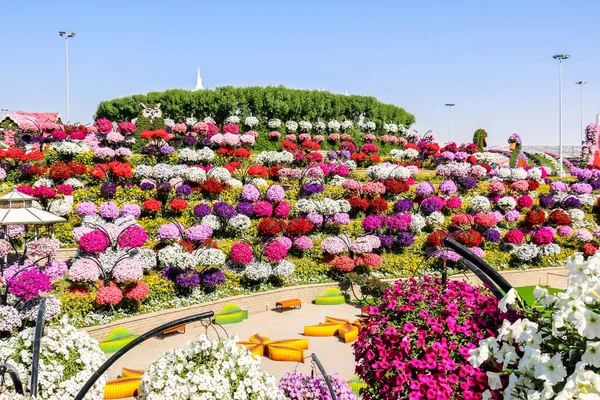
(1, 0), (599, 147)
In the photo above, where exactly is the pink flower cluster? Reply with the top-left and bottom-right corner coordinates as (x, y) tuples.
(354, 276), (510, 400)
(79, 230), (110, 253)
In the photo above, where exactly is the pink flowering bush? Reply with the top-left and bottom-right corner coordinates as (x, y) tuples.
(117, 225), (148, 248)
(78, 230), (110, 254)
(354, 276), (509, 400)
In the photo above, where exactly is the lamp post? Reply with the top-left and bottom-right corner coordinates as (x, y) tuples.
(58, 31), (75, 122)
(444, 103), (455, 142)
(552, 54), (569, 177)
(576, 81), (587, 146)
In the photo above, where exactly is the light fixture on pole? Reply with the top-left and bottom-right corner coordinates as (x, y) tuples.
(552, 54), (569, 177)
(58, 31), (75, 122)
(444, 103), (455, 142)
(576, 81), (587, 146)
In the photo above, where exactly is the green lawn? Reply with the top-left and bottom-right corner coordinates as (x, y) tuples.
(515, 285), (564, 306)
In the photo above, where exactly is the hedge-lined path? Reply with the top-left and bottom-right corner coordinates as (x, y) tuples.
(107, 302), (362, 397)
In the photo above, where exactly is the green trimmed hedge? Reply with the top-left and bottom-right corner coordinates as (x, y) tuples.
(95, 85), (415, 131)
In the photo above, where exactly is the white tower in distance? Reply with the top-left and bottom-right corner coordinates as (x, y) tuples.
(194, 67), (203, 90)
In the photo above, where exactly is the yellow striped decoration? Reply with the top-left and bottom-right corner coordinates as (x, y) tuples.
(121, 368), (144, 378)
(237, 334), (308, 362)
(303, 316), (364, 343)
(103, 377), (141, 399)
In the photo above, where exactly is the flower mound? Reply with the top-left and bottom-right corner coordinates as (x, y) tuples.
(139, 335), (286, 400)
(354, 276), (508, 400)
(278, 371), (357, 400)
(0, 318), (106, 399)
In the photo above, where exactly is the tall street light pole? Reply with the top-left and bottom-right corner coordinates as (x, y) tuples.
(444, 103), (455, 143)
(58, 31), (75, 122)
(553, 54), (569, 177)
(576, 81), (587, 146)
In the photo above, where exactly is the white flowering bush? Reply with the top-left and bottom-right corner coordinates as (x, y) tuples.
(268, 118), (281, 129)
(178, 147), (215, 164)
(390, 148), (419, 161)
(366, 163), (416, 180)
(285, 120), (298, 132)
(298, 120), (312, 132)
(341, 120), (353, 131)
(139, 334), (285, 400)
(185, 117), (198, 127)
(0, 317), (106, 399)
(255, 151), (294, 166)
(314, 120), (326, 132)
(245, 116), (259, 128)
(226, 115), (240, 124)
(470, 252), (600, 400)
(327, 119), (341, 132)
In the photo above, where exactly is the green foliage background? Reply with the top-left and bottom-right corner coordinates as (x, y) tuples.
(95, 85), (415, 131)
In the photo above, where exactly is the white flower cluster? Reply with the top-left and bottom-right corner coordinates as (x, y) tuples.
(366, 121), (376, 131)
(366, 163), (415, 180)
(183, 167), (207, 183)
(410, 214), (426, 231)
(185, 117), (198, 126)
(194, 248), (226, 266)
(139, 334), (285, 400)
(471, 195), (492, 213)
(497, 196), (517, 211)
(295, 198), (351, 215)
(34, 177), (54, 187)
(341, 120), (353, 131)
(178, 147), (215, 164)
(512, 243), (539, 261)
(203, 116), (216, 123)
(157, 244), (198, 269)
(164, 118), (175, 128)
(298, 120), (312, 132)
(285, 120), (298, 132)
(225, 115), (240, 124)
(0, 317), (106, 400)
(383, 123), (399, 133)
(245, 261), (272, 281)
(271, 260), (294, 277)
(328, 119), (341, 132)
(255, 151), (294, 166)
(268, 118), (282, 129)
(228, 214), (251, 231)
(469, 252), (600, 400)
(426, 211), (445, 226)
(208, 167), (232, 183)
(245, 116), (259, 127)
(473, 152), (499, 165)
(64, 177), (84, 188)
(51, 141), (89, 155)
(49, 196), (74, 216)
(314, 120), (326, 131)
(390, 148), (419, 161)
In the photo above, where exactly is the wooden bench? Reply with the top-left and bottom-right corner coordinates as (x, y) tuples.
(276, 299), (302, 312)
(162, 324), (186, 336)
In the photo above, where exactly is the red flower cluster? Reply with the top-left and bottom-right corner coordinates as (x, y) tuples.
(427, 230), (449, 247)
(525, 208), (546, 226)
(582, 243), (599, 256)
(257, 218), (286, 236)
(281, 140), (298, 152)
(217, 147), (234, 156)
(548, 209), (571, 226)
(0, 148), (43, 162)
(140, 129), (172, 141)
(169, 199), (188, 212)
(143, 199), (162, 213)
(286, 218), (314, 236)
(384, 179), (409, 194)
(248, 165), (268, 178)
(451, 213), (473, 228)
(233, 148), (251, 158)
(201, 178), (228, 195)
(456, 229), (484, 247)
(88, 162), (132, 180)
(528, 180), (540, 191)
(301, 140), (320, 151)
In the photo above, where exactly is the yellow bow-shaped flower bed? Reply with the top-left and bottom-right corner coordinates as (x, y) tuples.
(304, 316), (363, 343)
(103, 367), (144, 399)
(237, 334), (309, 362)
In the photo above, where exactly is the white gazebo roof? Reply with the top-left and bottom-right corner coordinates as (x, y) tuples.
(0, 190), (36, 201)
(0, 207), (66, 225)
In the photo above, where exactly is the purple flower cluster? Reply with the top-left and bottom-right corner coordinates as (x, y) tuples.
(99, 202), (120, 219)
(420, 196), (444, 214)
(300, 183), (324, 197)
(236, 202), (254, 216)
(200, 268), (226, 289)
(394, 199), (413, 213)
(213, 202), (236, 220)
(157, 223), (183, 240)
(185, 225), (213, 242)
(175, 269), (201, 288)
(194, 203), (212, 218)
(278, 371), (357, 400)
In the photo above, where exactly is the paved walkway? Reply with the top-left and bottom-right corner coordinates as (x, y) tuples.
(106, 302), (363, 395)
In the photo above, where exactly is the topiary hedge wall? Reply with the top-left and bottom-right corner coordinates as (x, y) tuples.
(95, 86), (415, 131)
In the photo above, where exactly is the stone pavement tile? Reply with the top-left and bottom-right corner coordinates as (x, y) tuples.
(106, 302), (363, 384)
